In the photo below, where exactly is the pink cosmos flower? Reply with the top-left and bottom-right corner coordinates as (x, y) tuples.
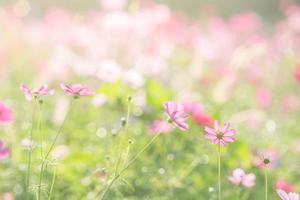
(276, 180), (295, 193)
(20, 84), (54, 101)
(204, 121), (236, 146)
(228, 168), (256, 188)
(149, 120), (173, 134)
(277, 189), (299, 200)
(163, 101), (189, 131)
(60, 83), (93, 97)
(0, 102), (14, 124)
(0, 140), (10, 159)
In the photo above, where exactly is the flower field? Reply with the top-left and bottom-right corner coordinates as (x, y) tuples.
(0, 0), (300, 199)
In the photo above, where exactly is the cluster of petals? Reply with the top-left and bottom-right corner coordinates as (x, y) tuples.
(0, 140), (10, 159)
(20, 83), (93, 101)
(182, 102), (213, 126)
(20, 84), (54, 101)
(204, 121), (236, 146)
(276, 180), (296, 193)
(0, 102), (14, 124)
(60, 83), (93, 97)
(277, 189), (299, 200)
(163, 101), (189, 131)
(228, 168), (256, 188)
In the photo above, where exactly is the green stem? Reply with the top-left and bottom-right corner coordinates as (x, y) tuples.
(264, 169), (268, 200)
(25, 102), (37, 200)
(38, 99), (74, 200)
(114, 99), (131, 175)
(48, 167), (57, 200)
(99, 133), (161, 200)
(218, 144), (221, 200)
(237, 187), (241, 200)
(37, 102), (43, 200)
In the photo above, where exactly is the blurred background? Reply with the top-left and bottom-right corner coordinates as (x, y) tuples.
(0, 0), (299, 21)
(0, 0), (300, 199)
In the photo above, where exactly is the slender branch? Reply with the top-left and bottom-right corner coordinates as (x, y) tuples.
(48, 166), (57, 200)
(99, 133), (161, 200)
(264, 169), (268, 200)
(218, 144), (221, 200)
(25, 102), (37, 200)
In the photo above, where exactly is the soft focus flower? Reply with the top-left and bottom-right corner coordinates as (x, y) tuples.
(21, 138), (35, 149)
(256, 87), (272, 108)
(228, 168), (256, 188)
(277, 189), (299, 200)
(253, 149), (280, 169)
(295, 64), (300, 82)
(204, 121), (237, 146)
(51, 145), (69, 160)
(0, 140), (10, 159)
(149, 120), (173, 134)
(20, 84), (54, 101)
(276, 180), (295, 193)
(163, 101), (189, 131)
(60, 83), (93, 97)
(0, 102), (14, 124)
(183, 102), (213, 126)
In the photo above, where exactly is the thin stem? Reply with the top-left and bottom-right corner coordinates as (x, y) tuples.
(38, 99), (74, 200)
(218, 144), (221, 200)
(38, 102), (43, 157)
(37, 101), (43, 200)
(114, 99), (131, 175)
(264, 169), (268, 200)
(237, 187), (241, 200)
(99, 132), (161, 200)
(44, 99), (74, 160)
(25, 102), (37, 200)
(48, 166), (57, 200)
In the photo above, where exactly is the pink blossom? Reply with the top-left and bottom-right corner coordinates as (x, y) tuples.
(183, 102), (213, 126)
(254, 149), (280, 169)
(256, 87), (272, 108)
(149, 120), (173, 134)
(228, 168), (256, 188)
(0, 140), (10, 160)
(295, 64), (300, 82)
(20, 84), (54, 101)
(276, 180), (295, 193)
(0, 102), (14, 124)
(163, 101), (189, 131)
(60, 83), (93, 97)
(204, 121), (237, 146)
(277, 189), (299, 200)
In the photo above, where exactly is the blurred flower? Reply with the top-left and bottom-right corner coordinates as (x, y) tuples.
(20, 84), (54, 101)
(295, 64), (300, 82)
(204, 121), (236, 146)
(277, 189), (299, 200)
(256, 87), (272, 108)
(21, 138), (35, 149)
(0, 102), (14, 124)
(228, 168), (256, 188)
(183, 102), (213, 126)
(149, 120), (173, 134)
(92, 94), (107, 107)
(253, 149), (280, 169)
(60, 83), (93, 98)
(0, 140), (10, 159)
(51, 145), (69, 160)
(276, 180), (295, 193)
(163, 101), (189, 131)
(100, 0), (127, 11)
